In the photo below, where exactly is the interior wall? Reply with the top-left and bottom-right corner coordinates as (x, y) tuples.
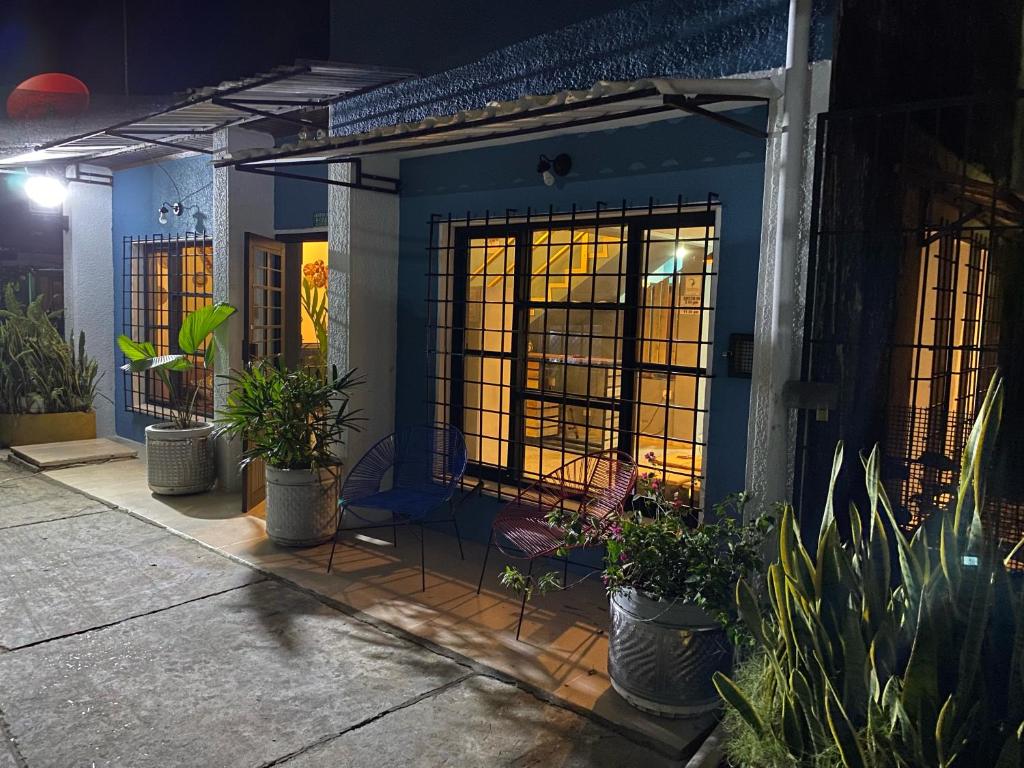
(111, 153), (214, 443)
(395, 111), (767, 542)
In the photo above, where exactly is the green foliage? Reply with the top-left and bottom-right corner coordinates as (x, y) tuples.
(0, 284), (99, 414)
(501, 490), (772, 641)
(717, 377), (1024, 768)
(214, 361), (362, 472)
(117, 302), (236, 429)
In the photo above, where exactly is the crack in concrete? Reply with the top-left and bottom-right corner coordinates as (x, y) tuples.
(0, 701), (28, 768)
(0, 507), (109, 531)
(261, 673), (479, 767)
(7, 579), (267, 652)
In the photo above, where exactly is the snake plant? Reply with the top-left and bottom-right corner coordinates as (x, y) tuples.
(0, 284), (99, 414)
(716, 377), (1024, 767)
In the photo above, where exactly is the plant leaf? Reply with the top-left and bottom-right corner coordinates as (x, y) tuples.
(178, 302), (236, 356)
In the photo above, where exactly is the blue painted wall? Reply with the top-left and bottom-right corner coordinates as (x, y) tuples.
(112, 154), (214, 442)
(331, 0), (832, 135)
(394, 109), (767, 545)
(274, 166), (328, 231)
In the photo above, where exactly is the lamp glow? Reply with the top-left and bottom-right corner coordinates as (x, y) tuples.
(24, 175), (66, 208)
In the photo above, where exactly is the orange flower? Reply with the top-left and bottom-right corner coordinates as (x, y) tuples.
(303, 260), (327, 289)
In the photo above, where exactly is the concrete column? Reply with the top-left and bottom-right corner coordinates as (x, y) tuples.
(745, 60), (831, 516)
(327, 158), (400, 470)
(212, 127), (275, 491)
(63, 164), (115, 438)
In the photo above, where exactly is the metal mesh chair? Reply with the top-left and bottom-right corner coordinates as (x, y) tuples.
(327, 424), (468, 590)
(477, 449), (637, 638)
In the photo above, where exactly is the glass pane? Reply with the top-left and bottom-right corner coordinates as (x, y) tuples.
(466, 236), (514, 352)
(530, 227), (625, 303)
(634, 372), (707, 507)
(463, 355), (511, 469)
(640, 226), (715, 369)
(525, 308), (622, 400)
(523, 400), (619, 480)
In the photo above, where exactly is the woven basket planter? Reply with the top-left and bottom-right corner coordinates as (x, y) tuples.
(608, 589), (732, 718)
(145, 422), (216, 495)
(265, 465), (338, 547)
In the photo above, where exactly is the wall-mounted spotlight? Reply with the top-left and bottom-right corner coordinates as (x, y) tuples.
(536, 153), (572, 187)
(158, 201), (183, 225)
(24, 174), (67, 208)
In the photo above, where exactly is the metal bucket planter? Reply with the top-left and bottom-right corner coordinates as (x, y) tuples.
(264, 465), (338, 547)
(145, 422), (216, 495)
(608, 588), (732, 718)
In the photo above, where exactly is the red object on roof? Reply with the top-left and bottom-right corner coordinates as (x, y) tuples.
(7, 73), (90, 120)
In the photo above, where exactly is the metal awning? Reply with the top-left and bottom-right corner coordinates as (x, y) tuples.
(0, 61), (414, 168)
(214, 76), (780, 194)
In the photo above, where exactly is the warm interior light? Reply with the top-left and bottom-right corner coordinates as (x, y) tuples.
(24, 175), (66, 208)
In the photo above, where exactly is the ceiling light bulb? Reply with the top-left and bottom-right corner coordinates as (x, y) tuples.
(158, 206), (168, 225)
(24, 175), (66, 208)
(298, 127), (311, 141)
(542, 169), (556, 186)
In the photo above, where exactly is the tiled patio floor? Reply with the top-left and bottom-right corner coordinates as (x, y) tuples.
(35, 443), (717, 759)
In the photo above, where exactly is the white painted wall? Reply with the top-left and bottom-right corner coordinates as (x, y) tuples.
(63, 164), (115, 437)
(745, 59), (831, 514)
(212, 126), (275, 491)
(327, 158), (400, 470)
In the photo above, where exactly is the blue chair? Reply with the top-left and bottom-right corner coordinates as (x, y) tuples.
(327, 424), (469, 590)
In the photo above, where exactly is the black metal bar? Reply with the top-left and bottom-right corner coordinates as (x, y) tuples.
(236, 164), (399, 195)
(212, 97), (319, 128)
(662, 95), (769, 139)
(107, 132), (214, 154)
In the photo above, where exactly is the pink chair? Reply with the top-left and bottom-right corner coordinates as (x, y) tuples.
(477, 450), (637, 638)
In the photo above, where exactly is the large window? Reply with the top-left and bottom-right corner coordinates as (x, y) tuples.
(122, 233), (214, 419)
(428, 203), (718, 512)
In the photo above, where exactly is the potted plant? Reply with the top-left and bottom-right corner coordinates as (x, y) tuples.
(117, 302), (236, 495)
(502, 460), (771, 718)
(215, 361), (361, 547)
(0, 285), (100, 447)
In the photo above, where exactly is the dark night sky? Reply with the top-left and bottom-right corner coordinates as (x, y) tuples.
(0, 0), (636, 96)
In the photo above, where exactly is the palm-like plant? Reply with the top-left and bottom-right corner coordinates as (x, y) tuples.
(214, 361), (362, 472)
(117, 303), (236, 429)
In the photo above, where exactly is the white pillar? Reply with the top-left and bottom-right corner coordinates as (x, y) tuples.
(327, 158), (400, 469)
(63, 164), (115, 438)
(212, 127), (275, 490)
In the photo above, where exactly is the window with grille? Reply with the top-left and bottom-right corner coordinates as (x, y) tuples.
(122, 233), (214, 419)
(427, 199), (719, 513)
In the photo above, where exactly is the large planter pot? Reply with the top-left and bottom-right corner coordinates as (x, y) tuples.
(264, 465), (338, 547)
(608, 588), (732, 718)
(0, 411), (96, 447)
(145, 422), (216, 495)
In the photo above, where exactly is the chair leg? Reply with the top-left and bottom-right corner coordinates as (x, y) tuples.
(391, 511), (398, 547)
(562, 556), (569, 588)
(327, 504), (346, 574)
(419, 523), (426, 592)
(477, 530), (494, 595)
(451, 513), (465, 561)
(515, 559), (534, 641)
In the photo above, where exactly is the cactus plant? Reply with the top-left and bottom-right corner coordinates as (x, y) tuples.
(716, 377), (1024, 767)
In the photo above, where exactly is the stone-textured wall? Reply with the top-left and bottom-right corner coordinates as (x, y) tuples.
(330, 0), (833, 135)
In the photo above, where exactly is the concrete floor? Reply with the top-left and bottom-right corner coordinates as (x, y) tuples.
(0, 460), (685, 767)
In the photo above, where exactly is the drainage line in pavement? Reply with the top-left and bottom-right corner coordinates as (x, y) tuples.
(0, 508), (109, 531)
(0, 701), (29, 768)
(258, 672), (479, 767)
(7, 579), (267, 652)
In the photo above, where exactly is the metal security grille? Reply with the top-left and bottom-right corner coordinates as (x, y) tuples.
(426, 197), (719, 513)
(122, 233), (214, 419)
(802, 93), (1024, 553)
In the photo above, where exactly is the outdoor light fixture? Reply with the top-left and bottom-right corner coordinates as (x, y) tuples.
(158, 201), (183, 225)
(537, 153), (572, 186)
(24, 174), (67, 208)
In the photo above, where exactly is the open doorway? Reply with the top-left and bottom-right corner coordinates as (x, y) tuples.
(242, 231), (328, 515)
